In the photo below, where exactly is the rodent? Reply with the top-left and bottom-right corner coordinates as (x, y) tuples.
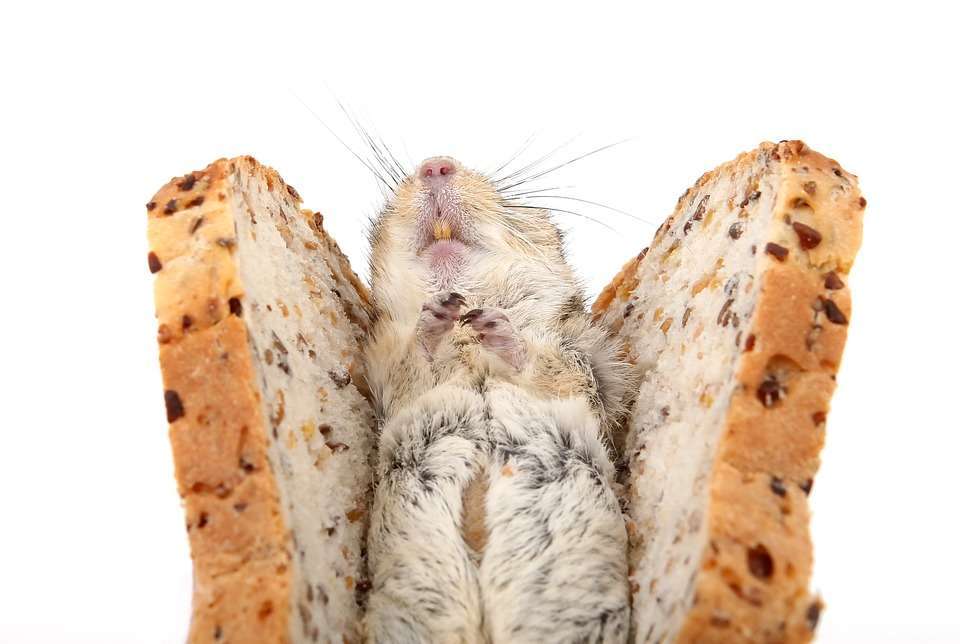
(362, 155), (632, 643)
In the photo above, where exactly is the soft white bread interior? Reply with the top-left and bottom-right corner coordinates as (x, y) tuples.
(147, 157), (375, 643)
(148, 141), (863, 644)
(592, 140), (864, 643)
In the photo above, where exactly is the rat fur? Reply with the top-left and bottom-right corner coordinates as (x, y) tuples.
(362, 155), (631, 643)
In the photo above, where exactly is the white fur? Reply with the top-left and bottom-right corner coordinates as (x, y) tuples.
(362, 160), (631, 643)
(480, 383), (629, 643)
(365, 384), (488, 643)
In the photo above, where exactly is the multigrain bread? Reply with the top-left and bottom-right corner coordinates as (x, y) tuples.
(592, 141), (864, 643)
(148, 141), (862, 643)
(146, 157), (375, 643)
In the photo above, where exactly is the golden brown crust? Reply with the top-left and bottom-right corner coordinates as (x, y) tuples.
(161, 318), (290, 644)
(148, 158), (294, 644)
(592, 251), (646, 321)
(148, 157), (373, 644)
(681, 142), (862, 644)
(593, 141), (864, 643)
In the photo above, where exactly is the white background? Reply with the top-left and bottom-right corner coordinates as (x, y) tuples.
(1, 1), (957, 642)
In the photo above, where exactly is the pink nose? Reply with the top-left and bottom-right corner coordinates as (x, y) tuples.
(418, 156), (457, 180)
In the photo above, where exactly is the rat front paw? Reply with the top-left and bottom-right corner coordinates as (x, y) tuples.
(417, 291), (467, 358)
(460, 308), (526, 371)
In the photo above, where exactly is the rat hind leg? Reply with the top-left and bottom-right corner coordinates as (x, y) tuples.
(365, 384), (490, 644)
(479, 386), (629, 644)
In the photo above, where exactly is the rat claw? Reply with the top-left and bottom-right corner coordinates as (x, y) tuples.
(459, 308), (526, 371)
(422, 292), (467, 315)
(418, 292), (469, 358)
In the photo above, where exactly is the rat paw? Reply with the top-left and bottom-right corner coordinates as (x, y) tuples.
(460, 308), (526, 371)
(417, 291), (467, 358)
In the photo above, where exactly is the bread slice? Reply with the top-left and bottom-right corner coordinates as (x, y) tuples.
(148, 142), (862, 642)
(592, 141), (864, 643)
(146, 157), (375, 643)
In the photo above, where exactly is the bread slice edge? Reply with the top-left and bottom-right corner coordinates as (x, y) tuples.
(593, 140), (865, 643)
(147, 157), (375, 644)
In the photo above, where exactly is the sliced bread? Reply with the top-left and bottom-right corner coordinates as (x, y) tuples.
(592, 140), (864, 643)
(146, 157), (375, 643)
(148, 141), (863, 643)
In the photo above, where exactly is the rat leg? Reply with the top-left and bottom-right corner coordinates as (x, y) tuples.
(460, 308), (527, 371)
(480, 384), (629, 643)
(417, 291), (467, 358)
(364, 384), (489, 644)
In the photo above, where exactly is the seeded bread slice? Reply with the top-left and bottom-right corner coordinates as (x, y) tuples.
(592, 141), (864, 643)
(147, 157), (375, 644)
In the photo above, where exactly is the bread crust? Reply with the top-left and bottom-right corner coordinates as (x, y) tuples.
(592, 141), (864, 643)
(161, 317), (290, 643)
(147, 157), (371, 644)
(150, 142), (862, 642)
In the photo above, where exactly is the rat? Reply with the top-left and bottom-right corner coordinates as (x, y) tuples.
(362, 155), (631, 643)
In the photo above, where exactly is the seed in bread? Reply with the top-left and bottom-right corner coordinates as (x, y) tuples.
(592, 140), (864, 643)
(147, 157), (375, 644)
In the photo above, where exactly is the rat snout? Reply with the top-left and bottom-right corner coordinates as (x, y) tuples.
(418, 156), (458, 185)
(414, 156), (469, 251)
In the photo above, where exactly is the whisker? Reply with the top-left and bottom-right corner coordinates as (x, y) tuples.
(334, 98), (402, 188)
(291, 90), (394, 192)
(367, 129), (406, 185)
(500, 185), (574, 199)
(377, 133), (408, 181)
(488, 132), (538, 178)
(359, 125), (402, 186)
(494, 217), (538, 252)
(490, 207), (557, 271)
(498, 138), (637, 192)
(373, 138), (404, 186)
(513, 194), (657, 226)
(503, 203), (618, 233)
(493, 134), (581, 186)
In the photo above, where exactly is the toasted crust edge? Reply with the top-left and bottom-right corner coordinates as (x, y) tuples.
(593, 141), (865, 643)
(147, 157), (349, 644)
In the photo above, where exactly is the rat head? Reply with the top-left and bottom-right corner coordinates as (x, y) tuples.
(369, 155), (570, 304)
